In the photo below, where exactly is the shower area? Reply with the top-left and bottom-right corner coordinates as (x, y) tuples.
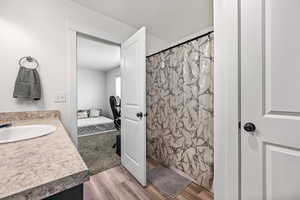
(146, 32), (214, 192)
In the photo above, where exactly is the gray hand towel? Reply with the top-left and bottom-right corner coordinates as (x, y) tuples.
(13, 66), (41, 100)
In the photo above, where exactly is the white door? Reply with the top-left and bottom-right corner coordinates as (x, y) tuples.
(241, 0), (300, 199)
(121, 27), (146, 186)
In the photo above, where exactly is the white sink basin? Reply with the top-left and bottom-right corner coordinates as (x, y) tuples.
(0, 124), (57, 144)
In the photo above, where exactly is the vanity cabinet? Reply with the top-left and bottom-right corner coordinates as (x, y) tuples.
(44, 184), (83, 200)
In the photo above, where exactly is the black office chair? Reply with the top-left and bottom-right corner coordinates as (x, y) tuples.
(109, 96), (121, 130)
(110, 96), (121, 156)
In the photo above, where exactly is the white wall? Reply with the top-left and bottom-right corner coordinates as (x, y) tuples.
(77, 68), (107, 112)
(0, 0), (168, 143)
(105, 67), (121, 118)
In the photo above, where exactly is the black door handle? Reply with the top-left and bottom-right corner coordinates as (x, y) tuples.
(243, 122), (256, 132)
(136, 112), (143, 119)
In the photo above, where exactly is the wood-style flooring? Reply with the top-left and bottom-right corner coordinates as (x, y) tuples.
(84, 160), (213, 200)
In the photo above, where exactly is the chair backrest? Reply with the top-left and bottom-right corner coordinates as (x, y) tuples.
(109, 96), (121, 120)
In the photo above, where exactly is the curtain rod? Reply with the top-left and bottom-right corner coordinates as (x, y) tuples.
(146, 31), (214, 58)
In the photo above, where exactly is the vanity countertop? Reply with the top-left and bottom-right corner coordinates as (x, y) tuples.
(0, 111), (89, 200)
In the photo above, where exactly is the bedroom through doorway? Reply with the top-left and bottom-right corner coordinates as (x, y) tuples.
(76, 33), (121, 175)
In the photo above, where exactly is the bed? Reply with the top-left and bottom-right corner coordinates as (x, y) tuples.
(77, 116), (115, 136)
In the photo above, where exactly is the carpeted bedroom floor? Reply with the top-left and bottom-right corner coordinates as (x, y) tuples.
(78, 130), (121, 175)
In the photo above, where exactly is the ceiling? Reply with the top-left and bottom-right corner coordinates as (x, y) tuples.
(77, 34), (120, 71)
(72, 0), (213, 43)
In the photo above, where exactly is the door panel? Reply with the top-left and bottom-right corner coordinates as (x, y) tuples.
(122, 41), (140, 104)
(264, 0), (300, 114)
(121, 27), (146, 186)
(265, 144), (300, 200)
(241, 0), (300, 199)
(124, 118), (141, 163)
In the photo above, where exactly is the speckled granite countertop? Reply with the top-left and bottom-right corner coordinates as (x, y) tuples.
(0, 111), (89, 200)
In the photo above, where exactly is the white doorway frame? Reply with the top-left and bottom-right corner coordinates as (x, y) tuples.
(214, 0), (240, 200)
(67, 19), (123, 146)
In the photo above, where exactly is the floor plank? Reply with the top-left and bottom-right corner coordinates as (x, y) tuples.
(84, 162), (213, 200)
(83, 181), (99, 200)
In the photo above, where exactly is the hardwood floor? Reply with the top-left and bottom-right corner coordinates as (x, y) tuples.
(84, 160), (213, 200)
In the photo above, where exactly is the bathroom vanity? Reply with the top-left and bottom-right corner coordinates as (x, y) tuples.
(0, 111), (89, 200)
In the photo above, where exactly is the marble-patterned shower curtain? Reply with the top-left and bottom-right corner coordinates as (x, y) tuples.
(146, 33), (214, 191)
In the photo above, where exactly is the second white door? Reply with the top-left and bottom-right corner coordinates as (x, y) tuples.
(121, 27), (147, 186)
(241, 0), (300, 199)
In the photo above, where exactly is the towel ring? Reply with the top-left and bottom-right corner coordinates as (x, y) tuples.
(18, 56), (39, 69)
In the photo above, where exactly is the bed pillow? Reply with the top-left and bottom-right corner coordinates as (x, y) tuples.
(89, 109), (101, 118)
(78, 110), (88, 119)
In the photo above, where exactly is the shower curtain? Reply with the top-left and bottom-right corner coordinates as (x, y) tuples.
(146, 33), (214, 191)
